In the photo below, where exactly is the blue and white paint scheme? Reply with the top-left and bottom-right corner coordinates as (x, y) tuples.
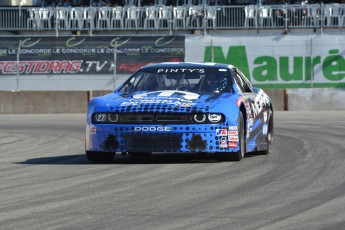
(86, 62), (274, 162)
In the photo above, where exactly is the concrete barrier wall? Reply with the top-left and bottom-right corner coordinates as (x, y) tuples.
(0, 90), (285, 114)
(288, 88), (345, 111)
(0, 89), (343, 114)
(265, 90), (285, 112)
(0, 91), (90, 114)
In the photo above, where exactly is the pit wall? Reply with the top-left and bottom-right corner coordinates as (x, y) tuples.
(1, 88), (344, 114)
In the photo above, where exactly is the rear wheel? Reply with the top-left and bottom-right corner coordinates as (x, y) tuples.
(258, 109), (273, 155)
(86, 151), (115, 163)
(217, 112), (245, 161)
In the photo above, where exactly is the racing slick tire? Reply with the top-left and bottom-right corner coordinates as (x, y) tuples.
(258, 109), (273, 155)
(216, 112), (245, 161)
(86, 151), (115, 163)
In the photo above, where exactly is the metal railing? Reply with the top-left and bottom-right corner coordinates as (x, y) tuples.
(0, 4), (345, 35)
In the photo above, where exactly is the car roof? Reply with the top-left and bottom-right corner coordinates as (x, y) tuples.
(140, 62), (234, 70)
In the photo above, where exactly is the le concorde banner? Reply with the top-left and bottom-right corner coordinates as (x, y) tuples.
(0, 36), (184, 75)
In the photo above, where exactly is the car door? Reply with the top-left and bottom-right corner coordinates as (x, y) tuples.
(232, 69), (256, 127)
(232, 68), (270, 151)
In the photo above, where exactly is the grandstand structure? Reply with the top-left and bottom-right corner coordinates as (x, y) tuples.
(1, 1), (345, 113)
(0, 0), (345, 36)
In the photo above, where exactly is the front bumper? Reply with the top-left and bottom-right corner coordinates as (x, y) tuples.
(86, 123), (240, 153)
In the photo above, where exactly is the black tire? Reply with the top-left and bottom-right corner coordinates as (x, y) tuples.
(258, 109), (273, 155)
(217, 112), (245, 161)
(86, 151), (115, 163)
(128, 152), (152, 157)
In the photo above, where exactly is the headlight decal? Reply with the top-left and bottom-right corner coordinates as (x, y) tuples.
(193, 114), (206, 123)
(208, 114), (222, 122)
(108, 114), (119, 123)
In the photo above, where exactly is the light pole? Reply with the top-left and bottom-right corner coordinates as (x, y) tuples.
(113, 41), (117, 90)
(16, 40), (22, 91)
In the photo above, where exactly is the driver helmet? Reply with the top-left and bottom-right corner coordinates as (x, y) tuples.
(206, 74), (219, 90)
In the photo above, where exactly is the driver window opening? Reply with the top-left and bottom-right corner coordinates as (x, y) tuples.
(234, 72), (252, 93)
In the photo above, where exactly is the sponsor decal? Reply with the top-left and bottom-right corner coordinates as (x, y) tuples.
(88, 138), (93, 148)
(216, 129), (228, 136)
(181, 103), (193, 108)
(120, 98), (197, 107)
(228, 142), (238, 148)
(66, 37), (87, 47)
(204, 45), (345, 88)
(118, 62), (155, 73)
(133, 91), (199, 100)
(229, 125), (238, 131)
(0, 61), (82, 74)
(249, 118), (254, 127)
(111, 37), (131, 47)
(157, 68), (205, 73)
(236, 98), (243, 107)
(228, 136), (239, 142)
(155, 37), (175, 47)
(220, 138), (228, 148)
(228, 131), (238, 136)
(134, 126), (171, 132)
(90, 127), (96, 134)
(95, 114), (107, 122)
(250, 90), (270, 117)
(22, 38), (42, 48)
(121, 91), (200, 107)
(119, 100), (138, 107)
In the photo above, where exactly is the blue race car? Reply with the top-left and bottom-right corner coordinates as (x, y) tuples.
(86, 62), (273, 162)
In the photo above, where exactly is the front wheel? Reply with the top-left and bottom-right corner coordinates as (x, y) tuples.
(216, 112), (245, 161)
(86, 151), (115, 163)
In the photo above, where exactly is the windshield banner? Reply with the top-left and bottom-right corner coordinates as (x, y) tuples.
(0, 36), (185, 75)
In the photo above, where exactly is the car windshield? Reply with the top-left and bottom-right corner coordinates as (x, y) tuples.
(118, 69), (233, 94)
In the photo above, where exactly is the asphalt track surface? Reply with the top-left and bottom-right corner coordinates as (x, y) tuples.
(0, 111), (345, 230)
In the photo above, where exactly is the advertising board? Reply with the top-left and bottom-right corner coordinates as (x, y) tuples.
(0, 36), (184, 75)
(0, 35), (184, 90)
(1, 34), (345, 90)
(186, 35), (345, 89)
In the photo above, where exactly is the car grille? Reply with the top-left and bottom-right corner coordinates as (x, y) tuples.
(126, 134), (182, 152)
(119, 113), (192, 124)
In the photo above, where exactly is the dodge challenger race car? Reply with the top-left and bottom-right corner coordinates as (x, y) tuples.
(86, 62), (273, 162)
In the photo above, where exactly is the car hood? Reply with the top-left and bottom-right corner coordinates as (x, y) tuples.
(96, 90), (233, 112)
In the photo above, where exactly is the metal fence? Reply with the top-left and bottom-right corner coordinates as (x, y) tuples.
(1, 3), (345, 35)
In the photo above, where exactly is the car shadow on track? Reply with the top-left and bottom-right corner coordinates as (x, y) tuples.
(17, 154), (89, 165)
(16, 152), (260, 165)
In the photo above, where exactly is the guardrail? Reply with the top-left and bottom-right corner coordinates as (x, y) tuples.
(0, 4), (345, 35)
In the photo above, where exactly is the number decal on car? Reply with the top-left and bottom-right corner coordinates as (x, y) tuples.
(96, 114), (106, 122)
